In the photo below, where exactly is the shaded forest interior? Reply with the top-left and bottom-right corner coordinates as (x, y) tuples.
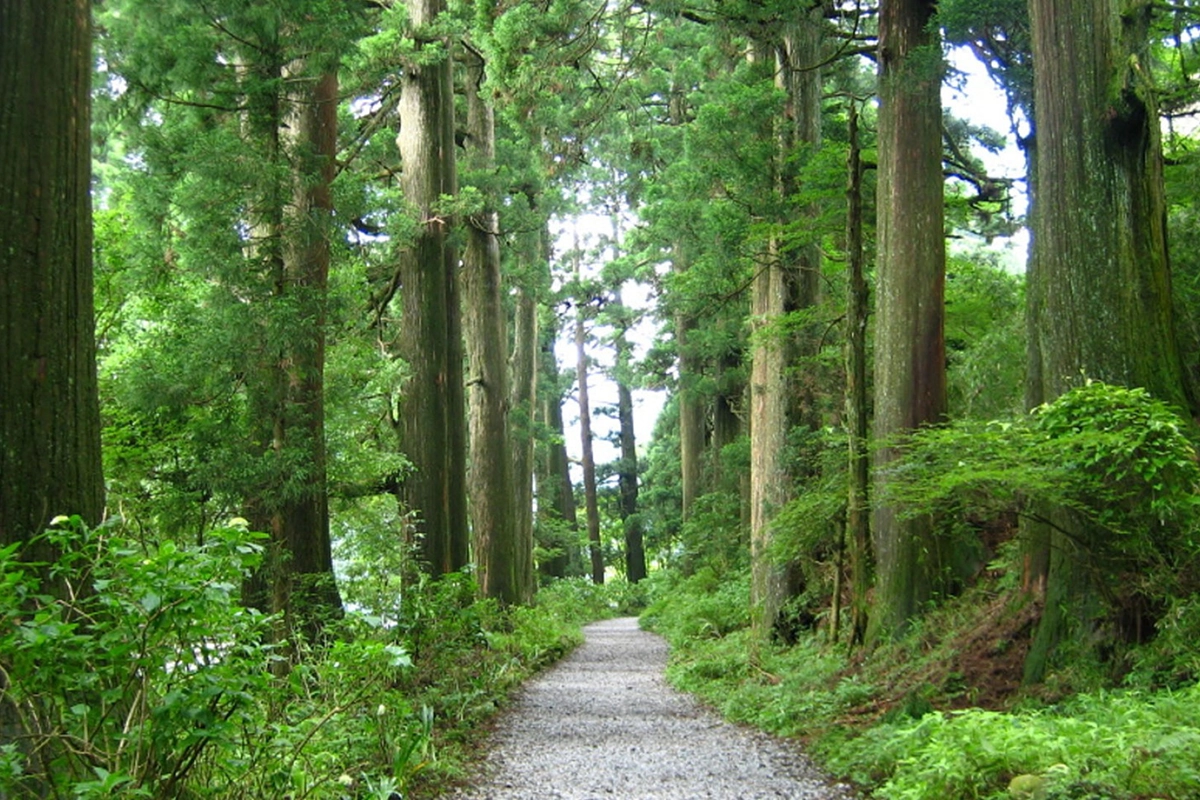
(3, 0), (1200, 798)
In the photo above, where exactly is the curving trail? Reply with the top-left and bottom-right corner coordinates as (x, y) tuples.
(453, 617), (856, 800)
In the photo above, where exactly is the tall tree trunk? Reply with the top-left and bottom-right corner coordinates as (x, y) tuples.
(676, 295), (706, 525)
(844, 101), (871, 648)
(0, 0), (104, 551)
(749, 12), (823, 644)
(510, 282), (539, 601)
(574, 252), (604, 584)
(869, 0), (947, 642)
(614, 302), (647, 583)
(462, 49), (520, 604)
(273, 66), (344, 636)
(536, 314), (579, 580)
(238, 49), (344, 640)
(669, 85), (706, 524)
(1, 0), (103, 771)
(1023, 0), (1193, 682)
(396, 0), (466, 576)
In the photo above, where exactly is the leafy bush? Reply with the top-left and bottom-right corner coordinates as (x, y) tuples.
(0, 516), (275, 797)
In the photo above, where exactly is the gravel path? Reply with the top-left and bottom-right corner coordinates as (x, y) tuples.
(454, 617), (856, 800)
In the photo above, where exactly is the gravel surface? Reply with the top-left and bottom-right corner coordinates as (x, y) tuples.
(454, 617), (857, 800)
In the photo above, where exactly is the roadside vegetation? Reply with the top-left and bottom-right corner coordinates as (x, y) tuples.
(641, 382), (1200, 800)
(0, 523), (633, 798)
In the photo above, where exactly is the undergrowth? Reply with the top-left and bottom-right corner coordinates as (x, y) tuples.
(641, 567), (1200, 799)
(0, 517), (628, 799)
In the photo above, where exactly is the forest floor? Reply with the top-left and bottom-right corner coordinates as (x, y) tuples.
(450, 617), (857, 800)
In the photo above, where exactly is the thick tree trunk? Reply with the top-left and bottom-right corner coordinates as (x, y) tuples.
(1, 0), (103, 772)
(463, 51), (520, 604)
(396, 0), (466, 576)
(1023, 0), (1193, 682)
(869, 0), (947, 642)
(0, 0), (104, 551)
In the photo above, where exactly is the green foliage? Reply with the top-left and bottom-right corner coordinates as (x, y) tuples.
(641, 568), (751, 645)
(944, 254), (1026, 418)
(825, 684), (1200, 800)
(0, 516), (612, 798)
(1, 516), (274, 797)
(883, 381), (1200, 555)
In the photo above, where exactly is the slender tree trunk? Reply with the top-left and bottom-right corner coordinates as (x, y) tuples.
(844, 101), (871, 648)
(574, 254), (604, 584)
(536, 313), (579, 579)
(614, 303), (647, 583)
(0, 0), (104, 552)
(677, 300), (706, 524)
(869, 0), (947, 642)
(669, 85), (706, 524)
(1023, 0), (1193, 682)
(462, 49), (520, 604)
(274, 66), (344, 635)
(510, 285), (539, 601)
(396, 0), (466, 575)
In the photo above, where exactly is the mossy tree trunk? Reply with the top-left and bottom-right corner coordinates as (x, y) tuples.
(1023, 0), (1194, 682)
(510, 286), (539, 601)
(869, 0), (947, 642)
(844, 101), (871, 648)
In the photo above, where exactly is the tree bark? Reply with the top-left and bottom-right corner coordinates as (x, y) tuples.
(614, 301), (647, 583)
(396, 0), (467, 576)
(1023, 0), (1193, 682)
(536, 313), (579, 580)
(463, 49), (520, 604)
(749, 11), (823, 644)
(1, 0), (102, 771)
(844, 101), (871, 648)
(510, 284), (539, 601)
(274, 65), (345, 636)
(669, 84), (706, 524)
(0, 0), (104, 552)
(869, 0), (947, 642)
